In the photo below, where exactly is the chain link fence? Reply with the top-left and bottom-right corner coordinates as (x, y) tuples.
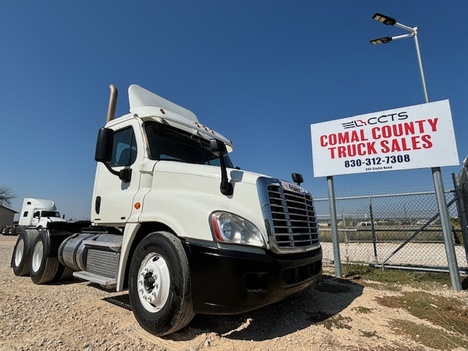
(314, 188), (468, 272)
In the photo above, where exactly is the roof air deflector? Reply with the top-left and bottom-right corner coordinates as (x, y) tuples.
(128, 84), (198, 122)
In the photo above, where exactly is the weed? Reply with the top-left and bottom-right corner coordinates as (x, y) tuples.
(376, 290), (468, 349)
(340, 264), (454, 289)
(358, 329), (381, 338)
(376, 291), (468, 335)
(352, 306), (372, 314)
(341, 263), (373, 278)
(320, 314), (353, 330)
(389, 319), (468, 350)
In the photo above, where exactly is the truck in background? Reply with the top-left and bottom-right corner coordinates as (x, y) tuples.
(18, 198), (66, 228)
(10, 198), (69, 281)
(1, 198), (66, 235)
(10, 84), (322, 336)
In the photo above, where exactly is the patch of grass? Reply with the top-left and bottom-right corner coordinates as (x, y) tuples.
(376, 291), (468, 336)
(352, 306), (372, 314)
(389, 319), (468, 350)
(358, 329), (381, 338)
(341, 264), (453, 289)
(320, 314), (353, 331)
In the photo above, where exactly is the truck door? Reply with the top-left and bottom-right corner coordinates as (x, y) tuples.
(93, 126), (140, 225)
(32, 211), (40, 227)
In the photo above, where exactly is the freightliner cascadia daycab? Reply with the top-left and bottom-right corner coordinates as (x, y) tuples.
(11, 84), (322, 335)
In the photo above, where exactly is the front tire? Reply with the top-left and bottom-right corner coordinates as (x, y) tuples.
(128, 232), (195, 336)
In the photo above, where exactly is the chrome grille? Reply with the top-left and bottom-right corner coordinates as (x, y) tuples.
(267, 184), (319, 249)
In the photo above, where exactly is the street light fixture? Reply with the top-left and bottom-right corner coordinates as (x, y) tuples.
(369, 13), (461, 291)
(370, 13), (417, 45)
(372, 13), (396, 25)
(370, 12), (429, 103)
(370, 37), (392, 45)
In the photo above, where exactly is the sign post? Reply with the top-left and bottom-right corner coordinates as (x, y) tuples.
(366, 12), (461, 291)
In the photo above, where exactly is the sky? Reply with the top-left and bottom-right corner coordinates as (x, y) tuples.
(1, 1), (467, 220)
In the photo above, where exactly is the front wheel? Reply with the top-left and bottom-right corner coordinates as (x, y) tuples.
(128, 231), (195, 336)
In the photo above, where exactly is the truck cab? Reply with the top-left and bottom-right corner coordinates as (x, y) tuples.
(18, 198), (65, 228)
(92, 85), (236, 227)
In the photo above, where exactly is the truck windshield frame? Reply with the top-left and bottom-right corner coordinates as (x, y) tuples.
(41, 211), (61, 218)
(144, 122), (234, 168)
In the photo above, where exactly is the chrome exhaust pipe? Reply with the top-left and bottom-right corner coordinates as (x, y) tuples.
(106, 84), (118, 123)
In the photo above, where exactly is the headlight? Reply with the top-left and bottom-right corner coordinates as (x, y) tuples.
(210, 212), (265, 248)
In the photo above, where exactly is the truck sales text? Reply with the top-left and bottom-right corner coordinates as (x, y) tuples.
(319, 117), (438, 159)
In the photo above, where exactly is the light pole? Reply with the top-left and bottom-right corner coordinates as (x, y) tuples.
(370, 13), (429, 103)
(370, 13), (461, 291)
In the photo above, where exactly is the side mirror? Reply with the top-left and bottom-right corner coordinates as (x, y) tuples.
(210, 139), (227, 156)
(119, 169), (132, 183)
(95, 128), (114, 163)
(95, 127), (131, 183)
(291, 173), (304, 186)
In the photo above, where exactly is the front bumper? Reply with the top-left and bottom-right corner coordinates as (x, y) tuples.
(183, 241), (322, 315)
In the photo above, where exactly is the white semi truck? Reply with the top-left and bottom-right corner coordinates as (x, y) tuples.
(18, 198), (66, 228)
(11, 84), (322, 336)
(2, 198), (65, 235)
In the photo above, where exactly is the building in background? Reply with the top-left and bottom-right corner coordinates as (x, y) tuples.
(0, 204), (17, 231)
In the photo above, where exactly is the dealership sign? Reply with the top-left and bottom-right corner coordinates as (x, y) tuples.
(311, 100), (459, 177)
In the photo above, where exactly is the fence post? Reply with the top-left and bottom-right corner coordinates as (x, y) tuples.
(369, 196), (378, 264)
(341, 212), (349, 243)
(452, 173), (468, 266)
(327, 176), (342, 278)
(432, 167), (461, 291)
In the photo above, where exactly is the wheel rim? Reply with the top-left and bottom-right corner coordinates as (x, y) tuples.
(32, 241), (44, 273)
(14, 239), (25, 266)
(137, 252), (170, 313)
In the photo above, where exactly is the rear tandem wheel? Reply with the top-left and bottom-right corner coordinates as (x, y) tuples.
(11, 228), (36, 276)
(30, 230), (61, 284)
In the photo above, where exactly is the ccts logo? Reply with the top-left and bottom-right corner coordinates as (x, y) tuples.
(342, 111), (408, 129)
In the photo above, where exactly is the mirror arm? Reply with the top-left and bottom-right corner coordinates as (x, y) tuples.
(102, 163), (132, 183)
(219, 156), (233, 196)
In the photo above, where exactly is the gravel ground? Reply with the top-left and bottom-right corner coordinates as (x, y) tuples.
(0, 234), (466, 351)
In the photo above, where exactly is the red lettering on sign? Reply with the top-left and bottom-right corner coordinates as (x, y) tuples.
(421, 134), (432, 148)
(323, 118), (437, 159)
(427, 118), (438, 132)
(380, 135), (433, 153)
(328, 142), (377, 159)
(320, 135), (328, 147)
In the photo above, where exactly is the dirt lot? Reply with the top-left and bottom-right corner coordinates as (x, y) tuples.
(1, 234), (467, 351)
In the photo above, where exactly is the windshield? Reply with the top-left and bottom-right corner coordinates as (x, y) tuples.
(41, 211), (60, 218)
(144, 122), (233, 168)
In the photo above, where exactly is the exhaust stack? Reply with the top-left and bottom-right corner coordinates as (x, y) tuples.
(106, 84), (118, 123)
